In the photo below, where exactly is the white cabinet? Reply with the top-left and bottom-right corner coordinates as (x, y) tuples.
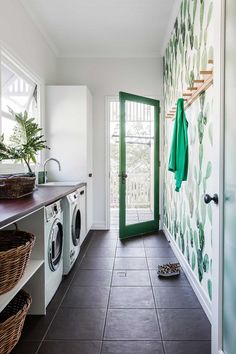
(46, 86), (93, 233)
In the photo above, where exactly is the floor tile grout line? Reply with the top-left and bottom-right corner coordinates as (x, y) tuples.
(35, 231), (96, 354)
(143, 236), (166, 354)
(99, 231), (117, 354)
(36, 338), (211, 342)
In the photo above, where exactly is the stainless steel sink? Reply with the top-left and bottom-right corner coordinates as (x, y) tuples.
(38, 181), (80, 187)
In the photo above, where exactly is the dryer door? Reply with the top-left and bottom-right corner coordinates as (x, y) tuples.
(72, 206), (81, 246)
(49, 219), (63, 271)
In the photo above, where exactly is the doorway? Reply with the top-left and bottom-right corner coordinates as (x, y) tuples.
(107, 94), (160, 239)
(119, 92), (160, 239)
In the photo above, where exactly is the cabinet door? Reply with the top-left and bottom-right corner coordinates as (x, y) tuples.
(46, 86), (87, 182)
(86, 89), (93, 232)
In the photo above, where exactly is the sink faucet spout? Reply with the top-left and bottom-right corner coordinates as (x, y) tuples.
(43, 158), (61, 183)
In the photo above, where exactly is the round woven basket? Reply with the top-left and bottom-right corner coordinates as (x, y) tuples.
(0, 290), (32, 354)
(0, 224), (35, 295)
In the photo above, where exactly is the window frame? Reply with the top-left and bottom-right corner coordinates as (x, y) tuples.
(0, 46), (43, 173)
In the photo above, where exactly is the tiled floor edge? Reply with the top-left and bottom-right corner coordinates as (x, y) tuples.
(162, 225), (212, 323)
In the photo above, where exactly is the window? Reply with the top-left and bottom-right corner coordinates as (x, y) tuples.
(0, 52), (40, 171)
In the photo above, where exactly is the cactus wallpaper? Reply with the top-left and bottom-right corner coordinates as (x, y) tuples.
(163, 0), (214, 301)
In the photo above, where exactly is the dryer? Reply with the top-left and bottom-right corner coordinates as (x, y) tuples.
(45, 199), (63, 307)
(63, 186), (86, 275)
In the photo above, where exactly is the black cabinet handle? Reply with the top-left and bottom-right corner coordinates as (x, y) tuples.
(88, 173), (92, 177)
(204, 194), (219, 205)
(80, 190), (84, 195)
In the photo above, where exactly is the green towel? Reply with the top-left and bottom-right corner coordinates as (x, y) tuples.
(168, 98), (188, 192)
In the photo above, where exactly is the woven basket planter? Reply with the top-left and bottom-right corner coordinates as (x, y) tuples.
(0, 290), (32, 354)
(0, 175), (36, 199)
(0, 225), (35, 295)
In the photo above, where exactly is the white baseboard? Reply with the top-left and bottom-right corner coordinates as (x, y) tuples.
(91, 222), (108, 230)
(163, 225), (212, 323)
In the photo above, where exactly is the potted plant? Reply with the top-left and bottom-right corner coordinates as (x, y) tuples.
(0, 109), (48, 198)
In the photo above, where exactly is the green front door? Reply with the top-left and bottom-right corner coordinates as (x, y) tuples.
(119, 92), (160, 240)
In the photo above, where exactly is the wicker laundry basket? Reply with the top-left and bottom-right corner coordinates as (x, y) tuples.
(0, 175), (36, 199)
(0, 290), (32, 354)
(0, 224), (35, 295)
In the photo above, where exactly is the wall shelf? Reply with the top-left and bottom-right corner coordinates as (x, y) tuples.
(0, 259), (44, 313)
(0, 207), (46, 315)
(166, 62), (213, 120)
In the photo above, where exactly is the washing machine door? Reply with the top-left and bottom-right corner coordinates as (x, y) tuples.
(72, 206), (81, 246)
(48, 219), (63, 271)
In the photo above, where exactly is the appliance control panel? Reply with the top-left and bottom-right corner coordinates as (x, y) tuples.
(68, 191), (79, 203)
(45, 200), (62, 221)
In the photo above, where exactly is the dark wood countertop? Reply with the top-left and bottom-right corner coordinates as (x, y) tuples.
(0, 183), (85, 228)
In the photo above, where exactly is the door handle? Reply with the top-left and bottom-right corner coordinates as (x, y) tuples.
(204, 194), (219, 205)
(118, 172), (128, 184)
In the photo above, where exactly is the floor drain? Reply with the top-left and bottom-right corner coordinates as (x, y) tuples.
(117, 271), (127, 277)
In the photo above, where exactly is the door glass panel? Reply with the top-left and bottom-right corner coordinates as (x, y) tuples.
(125, 101), (154, 226)
(49, 222), (63, 271)
(223, 0), (236, 351)
(73, 208), (81, 246)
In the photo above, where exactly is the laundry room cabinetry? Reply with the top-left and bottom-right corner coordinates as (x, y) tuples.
(0, 208), (45, 315)
(45, 86), (93, 233)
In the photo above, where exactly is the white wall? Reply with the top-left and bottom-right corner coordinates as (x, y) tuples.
(56, 58), (163, 228)
(0, 0), (56, 83)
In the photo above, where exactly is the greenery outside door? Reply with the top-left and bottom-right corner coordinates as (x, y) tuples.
(119, 92), (160, 239)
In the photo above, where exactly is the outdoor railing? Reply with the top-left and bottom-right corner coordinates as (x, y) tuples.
(110, 172), (151, 208)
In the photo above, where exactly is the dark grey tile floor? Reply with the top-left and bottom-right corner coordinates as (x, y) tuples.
(12, 230), (211, 354)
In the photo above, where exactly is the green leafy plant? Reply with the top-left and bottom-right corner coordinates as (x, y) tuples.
(0, 110), (48, 175)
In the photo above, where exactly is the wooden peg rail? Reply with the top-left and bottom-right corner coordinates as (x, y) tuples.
(166, 60), (213, 120)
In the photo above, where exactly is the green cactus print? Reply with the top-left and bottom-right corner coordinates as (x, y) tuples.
(163, 0), (213, 301)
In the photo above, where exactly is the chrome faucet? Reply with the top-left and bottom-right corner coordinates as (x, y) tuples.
(43, 158), (61, 183)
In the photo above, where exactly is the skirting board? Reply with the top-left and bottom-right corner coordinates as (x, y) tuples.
(163, 225), (212, 322)
(91, 222), (108, 230)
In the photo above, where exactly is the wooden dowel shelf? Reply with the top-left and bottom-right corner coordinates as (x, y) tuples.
(185, 74), (213, 110)
(200, 70), (213, 75)
(165, 66), (213, 119)
(187, 87), (198, 91)
(194, 79), (204, 83)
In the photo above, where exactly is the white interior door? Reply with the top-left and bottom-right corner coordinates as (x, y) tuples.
(217, 0), (236, 353)
(212, 1), (228, 353)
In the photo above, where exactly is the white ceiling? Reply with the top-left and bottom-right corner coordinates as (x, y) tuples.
(20, 0), (179, 58)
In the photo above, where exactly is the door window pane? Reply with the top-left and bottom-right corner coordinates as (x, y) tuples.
(125, 101), (154, 225)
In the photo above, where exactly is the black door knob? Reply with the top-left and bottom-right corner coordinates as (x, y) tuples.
(118, 172), (128, 184)
(204, 194), (219, 205)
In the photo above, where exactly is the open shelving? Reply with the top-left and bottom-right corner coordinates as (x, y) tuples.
(166, 61), (214, 120)
(0, 259), (44, 313)
(0, 207), (46, 315)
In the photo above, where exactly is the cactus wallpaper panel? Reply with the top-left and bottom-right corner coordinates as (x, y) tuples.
(163, 0), (214, 301)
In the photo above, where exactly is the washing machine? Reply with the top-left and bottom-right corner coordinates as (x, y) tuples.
(63, 186), (86, 275)
(45, 199), (64, 307)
